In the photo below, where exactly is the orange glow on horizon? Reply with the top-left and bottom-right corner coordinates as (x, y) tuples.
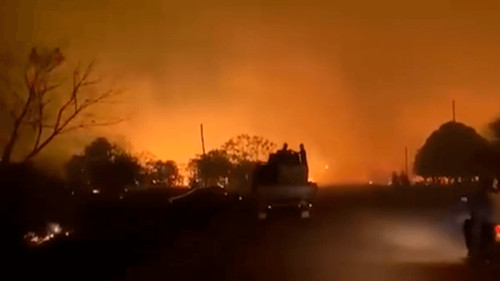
(4, 1), (500, 184)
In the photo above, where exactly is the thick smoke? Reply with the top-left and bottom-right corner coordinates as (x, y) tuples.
(1, 0), (500, 182)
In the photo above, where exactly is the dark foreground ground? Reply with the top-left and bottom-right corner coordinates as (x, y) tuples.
(12, 185), (500, 281)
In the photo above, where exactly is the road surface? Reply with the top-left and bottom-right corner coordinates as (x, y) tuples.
(119, 186), (500, 281)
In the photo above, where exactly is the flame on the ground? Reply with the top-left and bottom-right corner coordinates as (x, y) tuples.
(23, 223), (71, 246)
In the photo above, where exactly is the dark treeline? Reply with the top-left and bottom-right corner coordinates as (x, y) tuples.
(0, 133), (277, 280)
(188, 134), (277, 191)
(67, 134), (277, 198)
(0, 133), (277, 254)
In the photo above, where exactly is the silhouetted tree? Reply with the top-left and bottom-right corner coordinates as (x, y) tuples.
(221, 134), (277, 163)
(66, 155), (88, 191)
(228, 159), (256, 194)
(220, 135), (277, 193)
(487, 118), (500, 175)
(188, 150), (232, 187)
(414, 121), (489, 181)
(0, 47), (121, 164)
(187, 135), (276, 190)
(65, 138), (140, 197)
(144, 160), (181, 187)
(490, 118), (500, 141)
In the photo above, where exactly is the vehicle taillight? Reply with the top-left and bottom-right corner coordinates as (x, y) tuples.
(496, 225), (500, 233)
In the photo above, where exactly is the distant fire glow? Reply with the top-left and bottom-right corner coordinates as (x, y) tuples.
(2, 1), (500, 185)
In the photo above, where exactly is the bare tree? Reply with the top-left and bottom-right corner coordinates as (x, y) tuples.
(1, 47), (121, 164)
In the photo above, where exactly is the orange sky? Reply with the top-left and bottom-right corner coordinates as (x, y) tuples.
(2, 0), (500, 183)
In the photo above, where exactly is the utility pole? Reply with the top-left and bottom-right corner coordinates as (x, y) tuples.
(200, 124), (206, 155)
(199, 124), (207, 188)
(452, 100), (456, 122)
(405, 146), (408, 176)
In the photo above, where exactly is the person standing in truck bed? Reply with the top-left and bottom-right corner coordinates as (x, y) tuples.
(299, 143), (308, 182)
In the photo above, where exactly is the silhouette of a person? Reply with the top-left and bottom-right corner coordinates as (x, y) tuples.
(299, 143), (308, 182)
(277, 143), (289, 158)
(280, 143), (288, 153)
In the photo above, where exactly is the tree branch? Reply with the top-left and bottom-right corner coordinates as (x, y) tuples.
(25, 87), (121, 162)
(1, 73), (36, 163)
(14, 55), (122, 163)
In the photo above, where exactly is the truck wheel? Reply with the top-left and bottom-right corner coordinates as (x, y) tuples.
(258, 211), (267, 220)
(300, 210), (310, 219)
